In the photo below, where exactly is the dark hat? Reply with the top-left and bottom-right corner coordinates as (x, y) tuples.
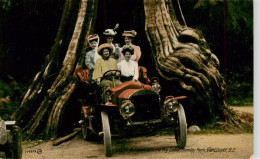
(122, 30), (137, 37)
(121, 45), (134, 55)
(97, 43), (114, 55)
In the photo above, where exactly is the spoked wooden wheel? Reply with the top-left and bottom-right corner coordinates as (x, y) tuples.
(101, 111), (112, 157)
(173, 104), (187, 149)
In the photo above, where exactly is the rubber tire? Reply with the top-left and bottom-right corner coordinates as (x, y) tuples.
(101, 111), (112, 157)
(174, 104), (187, 149)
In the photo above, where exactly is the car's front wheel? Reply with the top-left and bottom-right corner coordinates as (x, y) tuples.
(173, 104), (187, 149)
(101, 111), (112, 157)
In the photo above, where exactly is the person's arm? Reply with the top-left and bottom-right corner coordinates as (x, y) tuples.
(85, 52), (94, 70)
(135, 46), (141, 62)
(133, 61), (139, 81)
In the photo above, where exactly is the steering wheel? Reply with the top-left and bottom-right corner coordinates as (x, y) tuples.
(102, 70), (121, 80)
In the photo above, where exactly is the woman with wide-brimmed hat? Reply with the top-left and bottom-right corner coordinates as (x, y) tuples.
(93, 43), (121, 87)
(120, 30), (141, 63)
(117, 45), (139, 82)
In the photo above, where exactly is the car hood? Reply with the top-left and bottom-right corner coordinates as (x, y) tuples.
(118, 89), (158, 100)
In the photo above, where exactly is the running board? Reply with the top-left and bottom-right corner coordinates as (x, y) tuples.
(127, 119), (162, 126)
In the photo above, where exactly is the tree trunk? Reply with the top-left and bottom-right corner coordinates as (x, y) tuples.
(12, 0), (98, 138)
(143, 0), (226, 123)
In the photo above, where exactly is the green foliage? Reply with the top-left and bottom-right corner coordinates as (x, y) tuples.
(184, 0), (253, 106)
(227, 65), (253, 105)
(0, 80), (13, 120)
(226, 0), (253, 34)
(192, 0), (253, 35)
(0, 80), (12, 98)
(224, 1), (253, 106)
(0, 79), (25, 120)
(0, 0), (12, 11)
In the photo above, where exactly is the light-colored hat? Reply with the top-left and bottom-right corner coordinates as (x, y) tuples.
(97, 43), (115, 55)
(103, 24), (119, 36)
(122, 30), (137, 37)
(87, 34), (99, 43)
(103, 29), (117, 36)
(121, 45), (134, 55)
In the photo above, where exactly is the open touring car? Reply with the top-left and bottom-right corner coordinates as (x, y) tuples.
(75, 66), (187, 157)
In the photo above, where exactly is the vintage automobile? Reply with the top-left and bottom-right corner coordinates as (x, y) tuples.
(75, 67), (187, 157)
(0, 120), (22, 159)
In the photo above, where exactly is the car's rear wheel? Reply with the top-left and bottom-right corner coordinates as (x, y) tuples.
(173, 104), (187, 149)
(101, 111), (112, 157)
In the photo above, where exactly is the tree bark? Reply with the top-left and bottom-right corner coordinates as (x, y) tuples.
(12, 0), (98, 138)
(143, 0), (226, 123)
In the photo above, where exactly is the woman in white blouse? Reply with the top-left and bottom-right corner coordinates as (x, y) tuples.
(117, 45), (139, 82)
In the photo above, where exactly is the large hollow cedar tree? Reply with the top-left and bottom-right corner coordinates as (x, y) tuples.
(12, 0), (227, 139)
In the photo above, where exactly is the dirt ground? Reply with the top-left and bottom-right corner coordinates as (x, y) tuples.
(22, 106), (253, 159)
(22, 134), (253, 159)
(229, 106), (253, 114)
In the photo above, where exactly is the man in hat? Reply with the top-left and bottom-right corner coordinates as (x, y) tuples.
(103, 24), (121, 62)
(93, 43), (121, 87)
(117, 45), (139, 82)
(85, 34), (101, 81)
(120, 30), (141, 63)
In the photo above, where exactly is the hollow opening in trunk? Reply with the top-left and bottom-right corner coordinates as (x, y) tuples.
(95, 0), (156, 76)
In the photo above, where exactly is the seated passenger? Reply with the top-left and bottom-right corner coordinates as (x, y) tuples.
(117, 45), (138, 82)
(93, 43), (122, 88)
(103, 24), (119, 47)
(103, 24), (121, 62)
(85, 34), (101, 81)
(120, 30), (141, 63)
